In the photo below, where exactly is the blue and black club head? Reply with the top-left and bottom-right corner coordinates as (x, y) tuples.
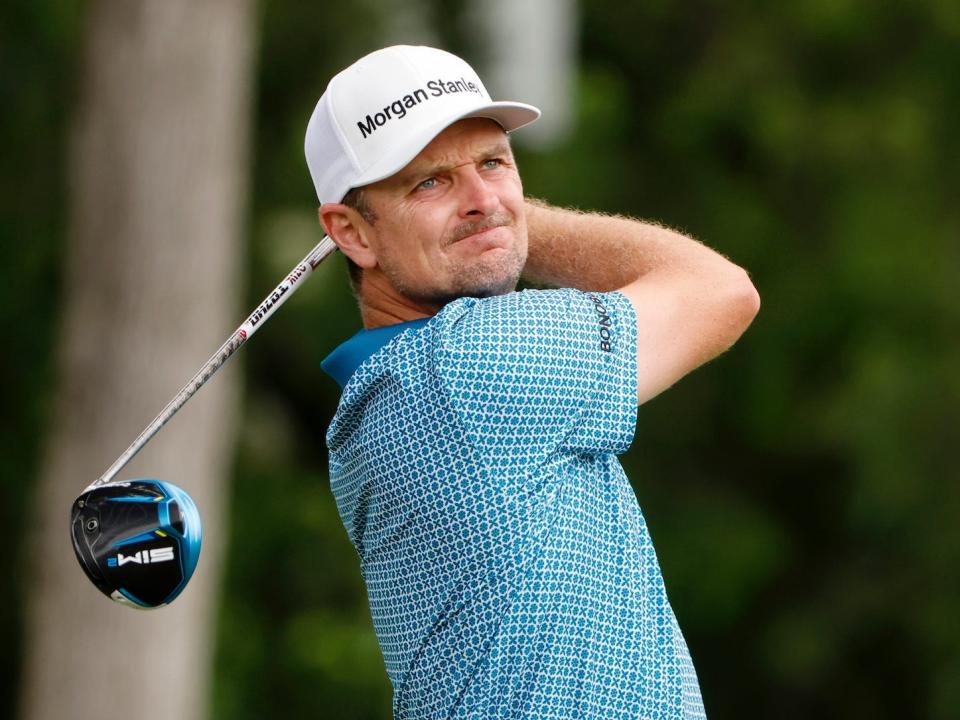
(70, 479), (202, 609)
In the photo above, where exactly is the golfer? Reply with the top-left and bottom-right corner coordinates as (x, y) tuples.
(307, 45), (759, 719)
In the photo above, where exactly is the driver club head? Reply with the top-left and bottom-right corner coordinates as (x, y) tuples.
(70, 479), (202, 609)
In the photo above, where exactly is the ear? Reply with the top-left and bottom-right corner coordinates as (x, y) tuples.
(318, 203), (378, 269)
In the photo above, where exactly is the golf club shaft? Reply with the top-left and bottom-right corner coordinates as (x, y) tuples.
(87, 236), (338, 491)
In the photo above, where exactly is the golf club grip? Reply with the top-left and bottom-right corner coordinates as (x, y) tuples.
(87, 236), (338, 490)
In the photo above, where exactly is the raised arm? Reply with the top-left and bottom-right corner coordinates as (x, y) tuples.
(524, 199), (760, 405)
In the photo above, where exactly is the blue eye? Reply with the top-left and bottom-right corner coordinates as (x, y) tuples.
(417, 177), (437, 190)
(482, 158), (502, 169)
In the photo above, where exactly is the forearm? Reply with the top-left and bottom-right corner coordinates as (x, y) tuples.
(523, 198), (739, 291)
(523, 198), (760, 404)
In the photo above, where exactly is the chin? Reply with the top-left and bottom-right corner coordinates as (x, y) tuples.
(459, 274), (519, 299)
(411, 277), (517, 307)
(389, 247), (526, 307)
(453, 254), (524, 299)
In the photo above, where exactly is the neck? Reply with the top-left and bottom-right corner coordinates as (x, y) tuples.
(358, 268), (440, 329)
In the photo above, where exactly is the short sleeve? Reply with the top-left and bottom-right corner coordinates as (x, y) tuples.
(430, 288), (638, 462)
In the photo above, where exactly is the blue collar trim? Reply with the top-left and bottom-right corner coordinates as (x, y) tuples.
(321, 318), (431, 388)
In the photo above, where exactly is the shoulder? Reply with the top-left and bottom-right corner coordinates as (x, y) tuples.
(429, 287), (635, 356)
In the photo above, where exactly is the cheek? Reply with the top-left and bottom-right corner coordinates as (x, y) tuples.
(500, 175), (525, 217)
(504, 179), (527, 228)
(373, 213), (444, 276)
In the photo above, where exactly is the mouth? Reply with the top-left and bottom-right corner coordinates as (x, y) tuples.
(447, 215), (514, 250)
(451, 225), (512, 252)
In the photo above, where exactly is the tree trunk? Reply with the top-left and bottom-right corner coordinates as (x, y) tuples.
(19, 2), (254, 719)
(469, 0), (578, 148)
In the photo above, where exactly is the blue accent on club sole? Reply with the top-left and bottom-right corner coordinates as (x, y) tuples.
(160, 481), (202, 603)
(110, 478), (203, 606)
(106, 496), (164, 503)
(113, 530), (162, 547)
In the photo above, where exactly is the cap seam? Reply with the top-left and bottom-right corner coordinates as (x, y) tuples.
(395, 47), (429, 88)
(326, 74), (362, 173)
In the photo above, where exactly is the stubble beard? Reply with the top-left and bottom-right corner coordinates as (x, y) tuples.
(385, 212), (527, 307)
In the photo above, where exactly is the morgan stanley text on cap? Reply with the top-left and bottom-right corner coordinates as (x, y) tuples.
(304, 45), (541, 205)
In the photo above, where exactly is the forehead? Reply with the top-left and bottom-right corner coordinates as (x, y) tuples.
(378, 118), (512, 188)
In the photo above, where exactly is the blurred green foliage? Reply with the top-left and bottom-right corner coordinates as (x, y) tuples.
(1, 2), (82, 719)
(4, 1), (959, 719)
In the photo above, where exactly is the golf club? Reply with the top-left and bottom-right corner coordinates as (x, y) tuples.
(70, 235), (338, 609)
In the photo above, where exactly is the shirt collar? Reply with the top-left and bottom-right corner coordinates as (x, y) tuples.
(321, 318), (431, 388)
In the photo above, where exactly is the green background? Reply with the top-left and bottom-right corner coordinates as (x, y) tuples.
(3, 1), (958, 718)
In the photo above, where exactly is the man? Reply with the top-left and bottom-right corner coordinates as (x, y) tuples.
(307, 45), (759, 719)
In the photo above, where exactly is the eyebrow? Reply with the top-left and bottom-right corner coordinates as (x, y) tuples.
(396, 139), (513, 186)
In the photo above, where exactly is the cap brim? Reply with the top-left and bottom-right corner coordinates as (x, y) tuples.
(349, 101), (541, 192)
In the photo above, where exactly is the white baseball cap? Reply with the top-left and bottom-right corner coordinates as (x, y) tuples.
(304, 45), (541, 205)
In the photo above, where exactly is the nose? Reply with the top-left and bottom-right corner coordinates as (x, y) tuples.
(457, 166), (499, 218)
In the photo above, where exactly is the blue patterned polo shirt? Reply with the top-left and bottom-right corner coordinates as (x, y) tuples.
(322, 288), (705, 719)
